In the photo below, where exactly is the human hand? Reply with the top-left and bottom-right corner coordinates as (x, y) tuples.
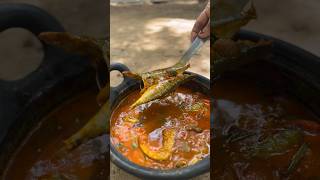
(191, 2), (210, 42)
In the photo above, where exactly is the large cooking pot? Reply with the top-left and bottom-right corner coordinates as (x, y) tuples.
(109, 63), (211, 180)
(109, 30), (320, 179)
(0, 3), (109, 176)
(212, 30), (320, 178)
(233, 30), (320, 116)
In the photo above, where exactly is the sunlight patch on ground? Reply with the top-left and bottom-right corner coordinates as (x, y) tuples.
(145, 18), (194, 35)
(110, 4), (210, 86)
(140, 18), (195, 51)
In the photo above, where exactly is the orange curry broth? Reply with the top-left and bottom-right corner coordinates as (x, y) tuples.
(213, 75), (320, 179)
(3, 90), (108, 180)
(111, 87), (210, 169)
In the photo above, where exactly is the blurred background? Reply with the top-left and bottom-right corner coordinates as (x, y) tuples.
(245, 0), (320, 57)
(0, 0), (107, 81)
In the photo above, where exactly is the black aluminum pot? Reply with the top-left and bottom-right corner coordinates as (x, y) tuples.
(233, 30), (320, 116)
(109, 63), (211, 180)
(110, 30), (320, 179)
(0, 3), (108, 175)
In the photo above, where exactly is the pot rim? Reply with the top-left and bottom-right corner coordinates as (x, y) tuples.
(109, 70), (211, 180)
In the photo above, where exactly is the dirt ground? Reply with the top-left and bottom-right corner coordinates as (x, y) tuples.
(110, 1), (210, 86)
(110, 2), (210, 179)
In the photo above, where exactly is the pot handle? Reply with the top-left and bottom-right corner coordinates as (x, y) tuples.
(0, 3), (67, 143)
(110, 63), (137, 103)
(0, 3), (65, 87)
(0, 3), (64, 35)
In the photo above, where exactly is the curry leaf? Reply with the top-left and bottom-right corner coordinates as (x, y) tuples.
(249, 130), (303, 159)
(286, 143), (309, 175)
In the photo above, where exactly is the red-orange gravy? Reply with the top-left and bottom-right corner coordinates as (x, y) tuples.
(3, 90), (108, 180)
(111, 87), (210, 169)
(213, 75), (320, 179)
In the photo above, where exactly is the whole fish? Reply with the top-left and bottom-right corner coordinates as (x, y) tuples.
(39, 32), (108, 67)
(63, 102), (109, 151)
(213, 1), (257, 39)
(39, 33), (110, 155)
(123, 64), (190, 93)
(130, 74), (194, 109)
(140, 63), (190, 82)
(123, 63), (190, 81)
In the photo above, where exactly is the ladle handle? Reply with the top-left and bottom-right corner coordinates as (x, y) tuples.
(178, 36), (208, 66)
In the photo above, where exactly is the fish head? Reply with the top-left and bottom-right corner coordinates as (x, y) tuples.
(122, 71), (142, 80)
